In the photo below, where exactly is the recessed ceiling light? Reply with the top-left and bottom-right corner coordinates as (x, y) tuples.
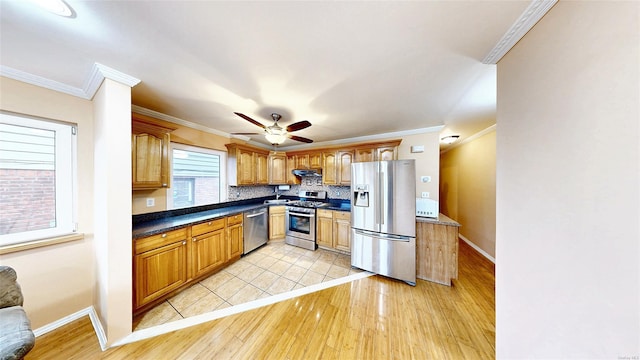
(441, 135), (460, 144)
(30, 0), (74, 17)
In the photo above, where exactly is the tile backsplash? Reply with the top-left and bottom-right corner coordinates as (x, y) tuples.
(228, 176), (350, 201)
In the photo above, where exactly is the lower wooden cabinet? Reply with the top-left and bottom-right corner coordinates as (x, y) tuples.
(133, 214), (244, 312)
(316, 209), (351, 253)
(269, 206), (286, 240)
(133, 228), (188, 308)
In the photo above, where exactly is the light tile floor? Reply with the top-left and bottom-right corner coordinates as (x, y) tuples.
(134, 240), (361, 330)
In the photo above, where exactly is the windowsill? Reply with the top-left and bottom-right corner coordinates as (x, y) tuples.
(0, 233), (85, 255)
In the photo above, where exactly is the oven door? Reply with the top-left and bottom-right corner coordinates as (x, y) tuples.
(285, 208), (315, 241)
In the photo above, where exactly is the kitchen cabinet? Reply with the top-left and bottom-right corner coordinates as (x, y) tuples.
(256, 152), (269, 185)
(316, 209), (334, 249)
(316, 209), (351, 254)
(309, 152), (322, 168)
(336, 150), (354, 185)
(227, 214), (243, 260)
(377, 146), (397, 161)
(353, 141), (401, 163)
(269, 205), (286, 240)
(131, 117), (173, 190)
(133, 228), (188, 308)
(322, 152), (338, 185)
(286, 155), (299, 185)
(354, 148), (375, 163)
(226, 144), (269, 186)
(268, 151), (287, 185)
(191, 218), (227, 279)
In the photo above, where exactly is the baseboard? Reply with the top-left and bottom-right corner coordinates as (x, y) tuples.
(459, 234), (495, 263)
(33, 306), (108, 351)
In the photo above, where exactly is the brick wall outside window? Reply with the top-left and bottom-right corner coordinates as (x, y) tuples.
(0, 169), (56, 235)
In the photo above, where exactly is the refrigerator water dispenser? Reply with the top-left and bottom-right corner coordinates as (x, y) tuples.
(354, 184), (369, 207)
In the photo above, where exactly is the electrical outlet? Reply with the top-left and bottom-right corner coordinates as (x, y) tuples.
(421, 192), (429, 198)
(146, 198), (155, 207)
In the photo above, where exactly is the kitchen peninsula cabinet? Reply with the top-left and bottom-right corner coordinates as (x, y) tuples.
(226, 143), (269, 186)
(134, 228), (188, 308)
(131, 116), (175, 190)
(269, 206), (286, 240)
(416, 215), (460, 286)
(316, 209), (351, 254)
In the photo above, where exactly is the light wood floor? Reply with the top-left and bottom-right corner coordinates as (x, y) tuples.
(26, 240), (495, 359)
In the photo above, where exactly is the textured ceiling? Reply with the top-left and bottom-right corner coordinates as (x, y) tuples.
(0, 0), (531, 149)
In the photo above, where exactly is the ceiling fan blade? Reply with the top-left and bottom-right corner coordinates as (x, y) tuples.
(234, 112), (266, 129)
(288, 134), (314, 143)
(286, 120), (312, 132)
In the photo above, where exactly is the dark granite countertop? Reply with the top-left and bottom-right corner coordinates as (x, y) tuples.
(132, 196), (351, 239)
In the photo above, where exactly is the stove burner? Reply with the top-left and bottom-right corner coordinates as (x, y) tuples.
(289, 201), (329, 208)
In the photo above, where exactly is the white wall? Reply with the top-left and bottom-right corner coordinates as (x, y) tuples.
(496, 2), (639, 358)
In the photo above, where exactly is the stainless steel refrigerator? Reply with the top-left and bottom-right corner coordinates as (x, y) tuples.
(351, 160), (416, 285)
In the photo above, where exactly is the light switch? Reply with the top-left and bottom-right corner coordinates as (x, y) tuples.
(421, 176), (431, 183)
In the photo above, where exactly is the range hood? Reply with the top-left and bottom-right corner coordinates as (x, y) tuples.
(292, 168), (322, 177)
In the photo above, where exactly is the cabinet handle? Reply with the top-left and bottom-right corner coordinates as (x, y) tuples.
(192, 237), (197, 242)
(162, 183), (167, 187)
(207, 222), (212, 226)
(182, 241), (186, 245)
(161, 233), (167, 238)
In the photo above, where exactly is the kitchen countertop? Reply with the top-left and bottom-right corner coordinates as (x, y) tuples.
(132, 196), (352, 239)
(416, 213), (460, 227)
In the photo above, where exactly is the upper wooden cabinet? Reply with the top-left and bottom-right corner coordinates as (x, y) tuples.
(322, 152), (338, 185)
(131, 116), (175, 190)
(354, 148), (375, 163)
(309, 152), (322, 168)
(268, 151), (287, 185)
(377, 146), (397, 161)
(226, 143), (269, 186)
(322, 150), (353, 185)
(353, 141), (401, 163)
(286, 154), (299, 185)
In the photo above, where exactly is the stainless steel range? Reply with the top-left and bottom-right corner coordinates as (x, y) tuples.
(285, 191), (329, 251)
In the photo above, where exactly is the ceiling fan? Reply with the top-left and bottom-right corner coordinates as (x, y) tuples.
(233, 112), (313, 145)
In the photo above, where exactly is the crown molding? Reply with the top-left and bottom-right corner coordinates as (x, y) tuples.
(131, 105), (232, 139)
(0, 63), (140, 100)
(279, 125), (445, 151)
(440, 124), (496, 154)
(482, 0), (557, 64)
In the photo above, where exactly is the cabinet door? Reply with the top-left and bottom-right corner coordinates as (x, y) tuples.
(377, 146), (397, 161)
(322, 151), (337, 185)
(134, 239), (187, 308)
(268, 153), (287, 185)
(337, 151), (354, 185)
(227, 223), (243, 260)
(269, 206), (286, 240)
(316, 209), (333, 248)
(191, 228), (226, 278)
(333, 211), (351, 253)
(255, 152), (269, 184)
(237, 148), (255, 185)
(354, 148), (375, 163)
(132, 132), (170, 189)
(296, 154), (310, 169)
(309, 152), (322, 168)
(286, 155), (299, 184)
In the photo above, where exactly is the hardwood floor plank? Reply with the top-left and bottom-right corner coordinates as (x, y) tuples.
(26, 239), (495, 360)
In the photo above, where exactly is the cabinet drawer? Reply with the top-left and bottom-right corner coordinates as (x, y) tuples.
(269, 205), (286, 214)
(333, 211), (350, 221)
(226, 213), (243, 226)
(192, 218), (226, 237)
(135, 228), (187, 255)
(317, 209), (333, 218)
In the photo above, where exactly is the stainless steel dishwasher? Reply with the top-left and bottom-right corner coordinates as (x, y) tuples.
(243, 207), (268, 255)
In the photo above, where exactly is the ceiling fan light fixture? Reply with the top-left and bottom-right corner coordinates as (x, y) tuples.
(30, 0), (74, 17)
(441, 135), (460, 144)
(265, 133), (287, 145)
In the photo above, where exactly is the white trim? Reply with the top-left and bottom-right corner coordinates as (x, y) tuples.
(440, 124), (496, 154)
(0, 63), (140, 100)
(110, 271), (373, 348)
(482, 0), (557, 64)
(131, 105), (233, 139)
(0, 65), (87, 98)
(33, 306), (108, 351)
(279, 125), (445, 152)
(459, 234), (495, 264)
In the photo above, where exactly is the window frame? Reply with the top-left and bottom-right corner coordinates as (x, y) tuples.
(167, 142), (227, 210)
(0, 111), (78, 247)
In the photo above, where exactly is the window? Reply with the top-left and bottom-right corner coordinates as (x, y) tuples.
(168, 143), (226, 209)
(0, 112), (77, 246)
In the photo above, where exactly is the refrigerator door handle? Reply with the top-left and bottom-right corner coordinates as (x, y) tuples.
(379, 171), (385, 225)
(353, 229), (412, 242)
